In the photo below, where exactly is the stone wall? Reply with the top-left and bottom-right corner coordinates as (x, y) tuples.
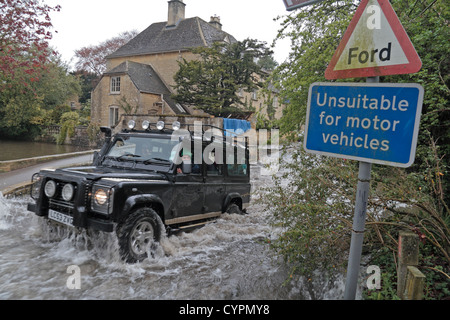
(36, 125), (104, 149)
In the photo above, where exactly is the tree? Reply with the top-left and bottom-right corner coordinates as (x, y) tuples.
(73, 70), (99, 104)
(0, 0), (60, 90)
(271, 0), (357, 139)
(387, 0), (450, 204)
(172, 39), (274, 117)
(74, 30), (138, 76)
(0, 55), (81, 139)
(57, 111), (79, 144)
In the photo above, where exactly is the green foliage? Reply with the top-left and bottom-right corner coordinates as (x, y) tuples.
(0, 56), (82, 139)
(86, 122), (100, 144)
(387, 0), (450, 203)
(260, 145), (358, 279)
(116, 96), (138, 115)
(263, 142), (449, 298)
(57, 111), (79, 145)
(0, 69), (44, 139)
(172, 39), (273, 117)
(364, 241), (450, 300)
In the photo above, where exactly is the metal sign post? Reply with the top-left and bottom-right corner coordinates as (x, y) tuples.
(344, 160), (372, 299)
(343, 77), (378, 299)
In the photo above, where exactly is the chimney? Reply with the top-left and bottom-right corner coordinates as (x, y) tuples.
(209, 15), (222, 30)
(167, 0), (185, 27)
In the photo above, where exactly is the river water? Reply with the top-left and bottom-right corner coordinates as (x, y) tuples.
(0, 140), (89, 161)
(0, 165), (347, 300)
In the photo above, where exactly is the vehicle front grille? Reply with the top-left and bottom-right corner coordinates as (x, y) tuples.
(46, 179), (78, 216)
(49, 198), (75, 215)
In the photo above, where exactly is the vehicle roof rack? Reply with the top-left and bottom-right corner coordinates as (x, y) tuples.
(122, 120), (249, 149)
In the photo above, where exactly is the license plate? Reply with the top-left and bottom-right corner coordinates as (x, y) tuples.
(48, 209), (73, 227)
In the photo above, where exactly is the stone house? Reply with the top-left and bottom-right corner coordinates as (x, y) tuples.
(91, 0), (282, 129)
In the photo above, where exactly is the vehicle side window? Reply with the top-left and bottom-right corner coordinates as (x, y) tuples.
(206, 150), (223, 176)
(108, 138), (136, 156)
(227, 164), (248, 176)
(177, 146), (202, 175)
(227, 147), (248, 176)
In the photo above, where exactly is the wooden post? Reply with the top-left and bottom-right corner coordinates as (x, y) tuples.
(404, 266), (425, 300)
(397, 231), (420, 299)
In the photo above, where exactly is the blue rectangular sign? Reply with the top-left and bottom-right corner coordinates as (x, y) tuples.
(304, 82), (424, 167)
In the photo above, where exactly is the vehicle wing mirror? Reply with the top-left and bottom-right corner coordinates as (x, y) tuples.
(100, 126), (112, 142)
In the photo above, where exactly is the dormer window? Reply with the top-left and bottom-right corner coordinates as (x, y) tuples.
(110, 76), (121, 94)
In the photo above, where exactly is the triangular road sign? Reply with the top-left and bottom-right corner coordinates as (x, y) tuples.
(325, 0), (421, 79)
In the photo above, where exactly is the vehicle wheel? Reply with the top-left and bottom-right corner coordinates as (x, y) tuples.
(226, 203), (242, 215)
(117, 207), (162, 263)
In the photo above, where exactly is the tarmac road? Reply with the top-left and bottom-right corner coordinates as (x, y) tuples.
(0, 153), (94, 195)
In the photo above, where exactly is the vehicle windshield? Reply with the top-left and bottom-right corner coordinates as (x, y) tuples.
(104, 135), (180, 165)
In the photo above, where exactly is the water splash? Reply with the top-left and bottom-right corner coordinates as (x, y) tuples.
(0, 165), (349, 300)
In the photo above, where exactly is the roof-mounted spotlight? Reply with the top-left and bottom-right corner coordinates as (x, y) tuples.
(156, 121), (165, 131)
(172, 121), (181, 131)
(128, 120), (136, 130)
(142, 120), (150, 130)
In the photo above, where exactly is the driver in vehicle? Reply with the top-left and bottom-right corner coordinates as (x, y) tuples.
(177, 150), (201, 174)
(140, 144), (153, 157)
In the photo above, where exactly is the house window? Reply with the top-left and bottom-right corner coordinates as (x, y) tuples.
(110, 76), (121, 94)
(109, 106), (119, 126)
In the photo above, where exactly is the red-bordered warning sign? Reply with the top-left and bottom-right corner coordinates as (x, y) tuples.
(325, 0), (421, 79)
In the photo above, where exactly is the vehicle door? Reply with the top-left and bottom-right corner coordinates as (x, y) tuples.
(204, 142), (225, 214)
(172, 143), (204, 218)
(225, 143), (251, 206)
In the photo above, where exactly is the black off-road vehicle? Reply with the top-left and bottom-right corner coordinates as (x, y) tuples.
(27, 120), (251, 262)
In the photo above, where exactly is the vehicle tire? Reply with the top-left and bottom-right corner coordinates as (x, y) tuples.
(117, 207), (162, 263)
(226, 203), (242, 215)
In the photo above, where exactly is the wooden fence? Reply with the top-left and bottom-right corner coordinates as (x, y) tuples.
(397, 231), (426, 300)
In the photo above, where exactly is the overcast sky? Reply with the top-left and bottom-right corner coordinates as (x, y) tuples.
(44, 0), (293, 69)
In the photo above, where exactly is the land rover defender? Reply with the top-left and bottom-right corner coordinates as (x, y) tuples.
(27, 121), (251, 263)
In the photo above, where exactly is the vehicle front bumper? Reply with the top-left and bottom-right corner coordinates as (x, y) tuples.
(27, 203), (114, 232)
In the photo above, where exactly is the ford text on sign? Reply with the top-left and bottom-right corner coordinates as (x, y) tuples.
(325, 0), (421, 79)
(304, 83), (424, 167)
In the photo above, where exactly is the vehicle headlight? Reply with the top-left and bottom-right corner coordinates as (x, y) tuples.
(91, 184), (114, 215)
(62, 183), (75, 201)
(142, 120), (150, 130)
(31, 173), (43, 200)
(156, 121), (165, 130)
(44, 180), (57, 198)
(94, 188), (108, 205)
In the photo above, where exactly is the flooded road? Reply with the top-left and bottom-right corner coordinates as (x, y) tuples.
(0, 166), (346, 300)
